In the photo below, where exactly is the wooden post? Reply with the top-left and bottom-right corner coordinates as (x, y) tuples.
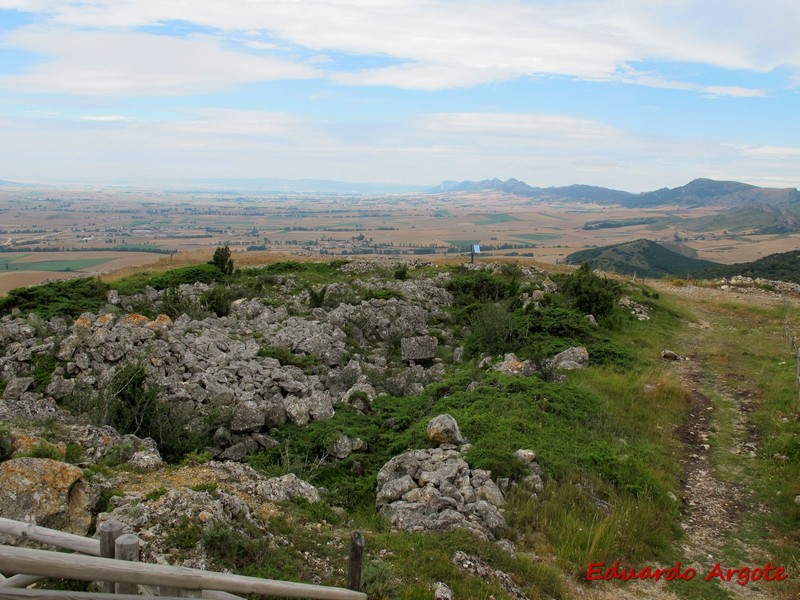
(114, 534), (140, 595)
(99, 521), (125, 594)
(346, 531), (364, 592)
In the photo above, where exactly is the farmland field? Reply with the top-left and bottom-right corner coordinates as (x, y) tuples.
(2, 183), (800, 294)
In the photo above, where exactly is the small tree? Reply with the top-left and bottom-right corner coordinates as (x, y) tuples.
(210, 245), (234, 276)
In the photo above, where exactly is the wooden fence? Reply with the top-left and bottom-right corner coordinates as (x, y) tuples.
(0, 517), (366, 600)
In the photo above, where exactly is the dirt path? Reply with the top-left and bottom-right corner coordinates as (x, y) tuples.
(652, 282), (793, 599)
(570, 282), (792, 600)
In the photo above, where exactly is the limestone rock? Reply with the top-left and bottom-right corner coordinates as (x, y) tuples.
(426, 414), (465, 447)
(330, 435), (368, 459)
(401, 336), (438, 361)
(0, 458), (97, 540)
(255, 473), (320, 503)
(548, 346), (589, 370)
(434, 581), (454, 600)
(376, 448), (506, 540)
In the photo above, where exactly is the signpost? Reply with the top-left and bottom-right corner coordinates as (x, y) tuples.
(471, 244), (480, 264)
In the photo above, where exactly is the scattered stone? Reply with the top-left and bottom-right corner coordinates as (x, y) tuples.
(451, 551), (529, 600)
(548, 346), (589, 370)
(401, 336), (438, 361)
(330, 435), (368, 459)
(376, 448), (506, 540)
(255, 473), (320, 503)
(426, 414), (465, 447)
(661, 349), (680, 360)
(434, 581), (454, 600)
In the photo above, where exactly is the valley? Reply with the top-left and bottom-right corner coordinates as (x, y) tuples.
(3, 178), (800, 295)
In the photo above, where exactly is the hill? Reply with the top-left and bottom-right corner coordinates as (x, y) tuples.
(0, 257), (798, 598)
(688, 248), (800, 284)
(566, 239), (719, 277)
(433, 177), (800, 208)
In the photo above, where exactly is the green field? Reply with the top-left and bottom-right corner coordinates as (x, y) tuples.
(512, 233), (559, 241)
(445, 239), (481, 249)
(0, 254), (30, 265)
(1, 258), (112, 272)
(473, 213), (521, 225)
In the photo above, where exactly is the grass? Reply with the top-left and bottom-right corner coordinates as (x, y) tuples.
(0, 258), (112, 271)
(511, 233), (559, 241)
(473, 213), (521, 225)
(5, 253), (796, 597)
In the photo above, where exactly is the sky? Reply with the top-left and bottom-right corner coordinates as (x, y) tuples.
(0, 0), (798, 192)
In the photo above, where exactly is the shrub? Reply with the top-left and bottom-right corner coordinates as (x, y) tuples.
(68, 362), (212, 463)
(557, 263), (621, 319)
(30, 354), (59, 394)
(394, 264), (409, 280)
(22, 444), (63, 461)
(200, 284), (234, 317)
(210, 245), (234, 276)
(159, 287), (209, 320)
(464, 303), (519, 356)
(0, 277), (109, 319)
(308, 285), (327, 308)
(257, 345), (320, 373)
(0, 424), (14, 462)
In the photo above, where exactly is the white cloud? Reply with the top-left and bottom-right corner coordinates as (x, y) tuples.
(0, 1), (797, 94)
(79, 115), (132, 122)
(0, 27), (318, 96)
(1, 109), (796, 190)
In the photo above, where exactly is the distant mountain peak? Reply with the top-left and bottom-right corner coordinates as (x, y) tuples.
(431, 177), (799, 207)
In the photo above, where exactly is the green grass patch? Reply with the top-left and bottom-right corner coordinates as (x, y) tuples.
(0, 258), (112, 272)
(473, 213), (521, 225)
(511, 233), (559, 241)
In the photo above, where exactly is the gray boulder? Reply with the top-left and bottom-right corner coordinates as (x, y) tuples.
(376, 448), (506, 540)
(0, 458), (97, 541)
(426, 414), (465, 447)
(548, 346), (589, 370)
(401, 336), (438, 361)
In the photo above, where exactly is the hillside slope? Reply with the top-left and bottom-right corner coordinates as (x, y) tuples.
(566, 239), (719, 278)
(689, 248), (800, 284)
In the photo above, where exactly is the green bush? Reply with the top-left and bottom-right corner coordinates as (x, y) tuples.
(67, 362), (212, 463)
(0, 424), (14, 462)
(22, 444), (63, 461)
(556, 264), (621, 320)
(210, 245), (234, 276)
(30, 354), (59, 394)
(257, 345), (320, 373)
(0, 277), (109, 319)
(112, 264), (226, 295)
(200, 284), (235, 317)
(464, 303), (520, 356)
(446, 270), (519, 306)
(159, 287), (209, 320)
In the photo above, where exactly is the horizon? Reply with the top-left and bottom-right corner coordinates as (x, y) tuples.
(1, 1), (798, 192)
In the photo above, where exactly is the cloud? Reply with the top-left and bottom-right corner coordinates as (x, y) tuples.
(0, 27), (318, 96)
(79, 115), (132, 122)
(1, 109), (796, 190)
(0, 0), (797, 94)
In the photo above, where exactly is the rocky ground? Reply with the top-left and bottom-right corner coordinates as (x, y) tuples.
(1, 264), (797, 599)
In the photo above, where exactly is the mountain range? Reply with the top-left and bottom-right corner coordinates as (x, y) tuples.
(433, 178), (800, 208)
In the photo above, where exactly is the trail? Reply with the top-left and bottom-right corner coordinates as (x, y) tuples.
(571, 282), (791, 600)
(653, 283), (790, 600)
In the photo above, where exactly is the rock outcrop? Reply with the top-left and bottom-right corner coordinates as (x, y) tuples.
(375, 447), (506, 540)
(0, 458), (97, 541)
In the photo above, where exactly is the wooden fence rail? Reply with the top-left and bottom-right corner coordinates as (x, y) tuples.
(0, 546), (365, 600)
(0, 517), (365, 600)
